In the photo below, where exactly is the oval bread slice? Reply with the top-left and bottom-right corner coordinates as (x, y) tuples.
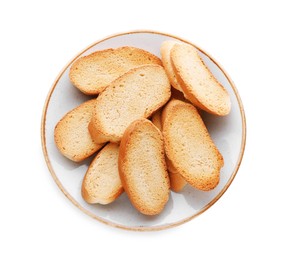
(54, 99), (104, 162)
(151, 109), (187, 192)
(160, 41), (183, 92)
(82, 143), (123, 204)
(69, 46), (162, 95)
(171, 43), (231, 116)
(162, 99), (224, 191)
(118, 118), (170, 215)
(89, 64), (171, 143)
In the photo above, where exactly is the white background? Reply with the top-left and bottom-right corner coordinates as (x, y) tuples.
(1, 0), (288, 259)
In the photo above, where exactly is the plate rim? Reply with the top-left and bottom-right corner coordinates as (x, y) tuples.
(41, 30), (247, 231)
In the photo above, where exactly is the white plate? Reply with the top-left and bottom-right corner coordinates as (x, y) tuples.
(41, 31), (246, 231)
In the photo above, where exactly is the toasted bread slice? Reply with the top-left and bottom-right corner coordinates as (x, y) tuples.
(89, 64), (171, 143)
(160, 41), (183, 92)
(162, 99), (224, 191)
(69, 46), (162, 95)
(82, 143), (123, 204)
(54, 99), (104, 162)
(118, 118), (170, 215)
(151, 108), (187, 192)
(171, 43), (231, 116)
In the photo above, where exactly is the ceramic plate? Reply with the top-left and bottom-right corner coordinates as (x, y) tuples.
(41, 31), (246, 231)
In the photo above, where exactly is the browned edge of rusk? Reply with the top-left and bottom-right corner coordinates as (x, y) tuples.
(41, 30), (247, 232)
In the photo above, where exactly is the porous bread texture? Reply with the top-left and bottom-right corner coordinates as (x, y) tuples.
(118, 118), (170, 215)
(82, 143), (123, 204)
(54, 99), (104, 162)
(89, 64), (171, 144)
(170, 43), (231, 116)
(162, 99), (224, 191)
(151, 108), (187, 192)
(160, 41), (183, 92)
(69, 46), (162, 95)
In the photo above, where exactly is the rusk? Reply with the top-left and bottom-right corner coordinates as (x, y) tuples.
(82, 143), (123, 204)
(151, 108), (187, 192)
(171, 43), (231, 116)
(118, 119), (170, 215)
(54, 99), (104, 162)
(69, 46), (162, 95)
(160, 41), (183, 92)
(162, 99), (224, 191)
(89, 64), (171, 143)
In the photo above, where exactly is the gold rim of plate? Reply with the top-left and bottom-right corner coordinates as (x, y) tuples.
(41, 30), (247, 231)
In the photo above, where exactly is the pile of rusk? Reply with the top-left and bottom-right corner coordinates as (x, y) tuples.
(54, 40), (231, 215)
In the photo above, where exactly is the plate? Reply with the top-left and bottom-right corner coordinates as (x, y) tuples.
(41, 31), (246, 231)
